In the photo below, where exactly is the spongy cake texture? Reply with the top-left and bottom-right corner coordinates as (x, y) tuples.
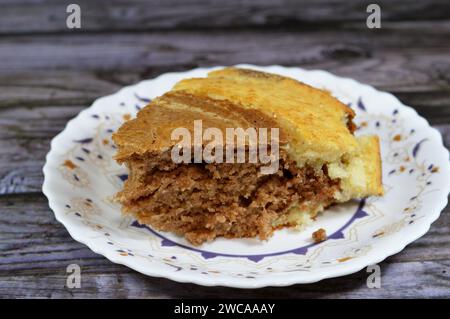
(113, 67), (383, 245)
(174, 68), (383, 199)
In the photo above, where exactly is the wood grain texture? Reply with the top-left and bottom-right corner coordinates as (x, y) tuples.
(0, 194), (448, 298)
(0, 0), (449, 298)
(1, 22), (449, 100)
(2, 22), (450, 74)
(1, 0), (450, 34)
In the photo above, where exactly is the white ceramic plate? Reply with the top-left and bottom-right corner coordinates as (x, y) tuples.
(43, 65), (450, 288)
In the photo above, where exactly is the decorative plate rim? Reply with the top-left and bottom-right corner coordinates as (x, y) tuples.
(42, 64), (450, 288)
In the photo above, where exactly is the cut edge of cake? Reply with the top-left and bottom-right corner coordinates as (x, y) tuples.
(112, 67), (383, 245)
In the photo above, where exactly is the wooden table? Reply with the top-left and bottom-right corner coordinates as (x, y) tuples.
(0, 0), (449, 298)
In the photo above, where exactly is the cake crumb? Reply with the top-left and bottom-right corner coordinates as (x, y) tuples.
(312, 228), (327, 243)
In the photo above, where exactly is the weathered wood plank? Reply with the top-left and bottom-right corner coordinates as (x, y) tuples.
(0, 25), (450, 111)
(0, 106), (82, 193)
(0, 137), (50, 195)
(1, 0), (450, 34)
(2, 24), (450, 74)
(0, 106), (85, 139)
(1, 66), (450, 112)
(0, 71), (127, 108)
(0, 70), (148, 110)
(1, 260), (448, 298)
(0, 194), (448, 298)
(0, 104), (81, 194)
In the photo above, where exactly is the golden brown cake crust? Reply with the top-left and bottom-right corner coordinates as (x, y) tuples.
(212, 67), (355, 119)
(173, 67), (358, 165)
(112, 91), (290, 162)
(358, 135), (384, 196)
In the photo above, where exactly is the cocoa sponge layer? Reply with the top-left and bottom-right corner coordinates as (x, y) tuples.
(116, 150), (339, 245)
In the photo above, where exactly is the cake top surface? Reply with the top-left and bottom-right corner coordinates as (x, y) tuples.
(112, 91), (289, 162)
(173, 68), (358, 164)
